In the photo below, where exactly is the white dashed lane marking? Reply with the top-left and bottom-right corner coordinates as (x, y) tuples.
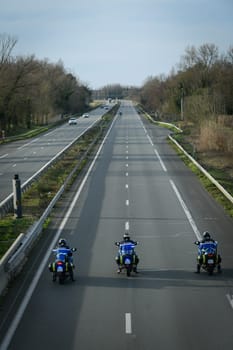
(125, 313), (132, 334)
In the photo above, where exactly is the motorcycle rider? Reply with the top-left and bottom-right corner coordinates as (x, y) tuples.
(51, 238), (75, 281)
(116, 233), (138, 245)
(196, 231), (222, 273)
(57, 238), (74, 264)
(58, 238), (70, 250)
(115, 233), (139, 273)
(201, 231), (215, 243)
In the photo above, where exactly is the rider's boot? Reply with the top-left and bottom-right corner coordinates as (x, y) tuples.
(69, 265), (75, 281)
(196, 264), (201, 273)
(52, 272), (56, 282)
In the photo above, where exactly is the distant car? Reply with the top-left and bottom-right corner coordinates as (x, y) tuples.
(104, 106), (109, 110)
(82, 113), (89, 118)
(68, 117), (77, 125)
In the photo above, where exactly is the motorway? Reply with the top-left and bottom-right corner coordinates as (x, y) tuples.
(0, 105), (109, 203)
(0, 101), (233, 349)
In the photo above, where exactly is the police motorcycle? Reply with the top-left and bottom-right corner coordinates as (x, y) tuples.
(115, 234), (139, 277)
(194, 239), (221, 275)
(49, 239), (77, 284)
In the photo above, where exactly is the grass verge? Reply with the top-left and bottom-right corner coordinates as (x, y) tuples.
(169, 139), (233, 218)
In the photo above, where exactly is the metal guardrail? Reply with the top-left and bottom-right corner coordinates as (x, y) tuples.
(169, 135), (233, 204)
(0, 183), (65, 296)
(1, 112), (232, 296)
(6, 185), (65, 275)
(145, 112), (233, 204)
(0, 109), (115, 295)
(0, 116), (104, 218)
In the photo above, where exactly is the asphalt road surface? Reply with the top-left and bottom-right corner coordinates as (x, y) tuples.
(0, 105), (110, 202)
(0, 100), (233, 350)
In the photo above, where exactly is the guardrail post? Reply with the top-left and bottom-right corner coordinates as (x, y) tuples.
(13, 174), (22, 218)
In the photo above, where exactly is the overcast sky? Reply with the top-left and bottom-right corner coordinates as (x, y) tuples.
(1, 0), (233, 89)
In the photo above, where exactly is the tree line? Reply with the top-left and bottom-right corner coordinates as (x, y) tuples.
(1, 33), (232, 153)
(94, 43), (233, 124)
(95, 43), (233, 122)
(95, 43), (233, 153)
(140, 43), (233, 122)
(0, 33), (91, 135)
(139, 43), (233, 153)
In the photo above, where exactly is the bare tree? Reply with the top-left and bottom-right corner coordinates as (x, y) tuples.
(198, 43), (219, 70)
(0, 33), (17, 66)
(226, 46), (233, 64)
(180, 43), (219, 71)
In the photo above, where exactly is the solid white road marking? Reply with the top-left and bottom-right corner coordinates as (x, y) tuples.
(138, 116), (168, 173)
(146, 133), (154, 146)
(169, 179), (201, 241)
(125, 313), (132, 334)
(138, 109), (233, 313)
(226, 294), (233, 309)
(154, 148), (167, 172)
(0, 111), (120, 350)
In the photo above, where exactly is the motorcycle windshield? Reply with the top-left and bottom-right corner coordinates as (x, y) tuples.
(199, 242), (217, 255)
(119, 243), (135, 255)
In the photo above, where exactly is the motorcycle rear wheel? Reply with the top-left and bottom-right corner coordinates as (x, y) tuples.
(58, 273), (65, 284)
(126, 266), (131, 277)
(207, 267), (214, 275)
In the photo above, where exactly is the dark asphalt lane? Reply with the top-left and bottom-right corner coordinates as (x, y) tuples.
(1, 101), (233, 350)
